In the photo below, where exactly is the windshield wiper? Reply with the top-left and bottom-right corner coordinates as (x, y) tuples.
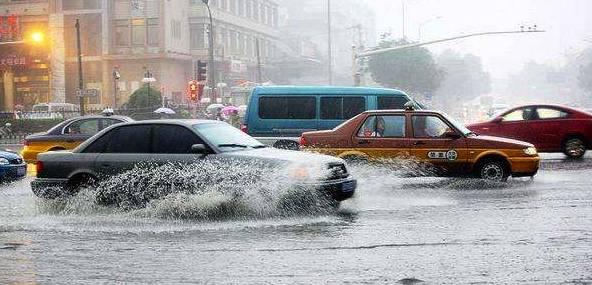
(252, 145), (267, 149)
(218, 144), (249, 148)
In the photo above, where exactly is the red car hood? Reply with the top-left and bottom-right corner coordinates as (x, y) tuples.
(466, 135), (533, 149)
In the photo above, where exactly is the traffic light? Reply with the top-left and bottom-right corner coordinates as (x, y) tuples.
(188, 80), (204, 102)
(197, 60), (207, 82)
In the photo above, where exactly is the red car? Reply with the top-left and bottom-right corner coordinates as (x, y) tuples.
(467, 104), (592, 158)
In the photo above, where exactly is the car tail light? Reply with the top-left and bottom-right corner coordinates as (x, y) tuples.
(299, 136), (307, 146)
(36, 161), (44, 175)
(240, 124), (248, 133)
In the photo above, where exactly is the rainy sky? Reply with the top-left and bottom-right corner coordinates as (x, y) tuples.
(369, 0), (592, 81)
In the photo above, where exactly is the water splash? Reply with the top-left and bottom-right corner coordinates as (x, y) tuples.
(38, 159), (338, 220)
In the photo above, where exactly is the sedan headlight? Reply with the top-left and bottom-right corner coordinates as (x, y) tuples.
(0, 157), (9, 165)
(523, 147), (538, 156)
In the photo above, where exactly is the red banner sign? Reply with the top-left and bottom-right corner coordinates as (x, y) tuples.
(0, 55), (27, 69)
(0, 15), (19, 41)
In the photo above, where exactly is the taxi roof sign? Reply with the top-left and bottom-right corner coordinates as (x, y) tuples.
(404, 101), (415, 111)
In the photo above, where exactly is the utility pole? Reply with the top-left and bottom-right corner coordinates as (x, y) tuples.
(75, 19), (85, 115)
(202, 0), (216, 102)
(353, 27), (545, 84)
(327, 0), (333, 85)
(256, 38), (262, 84)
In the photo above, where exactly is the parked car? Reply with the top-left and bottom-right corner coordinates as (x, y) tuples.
(0, 150), (27, 183)
(300, 107), (540, 181)
(21, 114), (133, 163)
(242, 86), (420, 150)
(31, 120), (356, 208)
(467, 104), (592, 158)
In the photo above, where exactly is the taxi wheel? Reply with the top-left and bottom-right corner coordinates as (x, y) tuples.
(563, 138), (586, 159)
(477, 160), (509, 182)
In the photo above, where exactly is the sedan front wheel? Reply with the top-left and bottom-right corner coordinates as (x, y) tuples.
(477, 160), (509, 182)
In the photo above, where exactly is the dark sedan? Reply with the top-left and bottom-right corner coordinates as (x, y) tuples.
(467, 104), (592, 158)
(0, 150), (27, 182)
(31, 120), (356, 208)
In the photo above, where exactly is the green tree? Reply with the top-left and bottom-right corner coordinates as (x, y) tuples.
(368, 38), (442, 96)
(127, 85), (162, 110)
(578, 61), (592, 94)
(434, 50), (491, 114)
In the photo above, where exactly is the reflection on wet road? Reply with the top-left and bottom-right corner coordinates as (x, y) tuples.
(1, 154), (591, 284)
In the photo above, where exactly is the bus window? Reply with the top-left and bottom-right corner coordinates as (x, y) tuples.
(259, 97), (316, 119)
(321, 97), (365, 120)
(377, 96), (410, 110)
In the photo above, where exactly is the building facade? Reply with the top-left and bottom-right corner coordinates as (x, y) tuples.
(0, 0), (279, 111)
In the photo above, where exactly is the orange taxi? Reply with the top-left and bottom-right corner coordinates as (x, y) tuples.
(300, 108), (540, 181)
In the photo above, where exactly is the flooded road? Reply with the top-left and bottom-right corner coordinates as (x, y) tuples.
(1, 154), (591, 284)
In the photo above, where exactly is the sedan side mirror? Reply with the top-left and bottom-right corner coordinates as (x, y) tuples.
(443, 131), (462, 140)
(191, 144), (209, 154)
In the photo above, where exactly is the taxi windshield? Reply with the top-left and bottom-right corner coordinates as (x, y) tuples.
(193, 123), (266, 152)
(441, 113), (474, 136)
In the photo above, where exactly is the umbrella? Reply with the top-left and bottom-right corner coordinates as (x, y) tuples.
(206, 104), (224, 113)
(222, 105), (239, 116)
(154, 107), (176, 114)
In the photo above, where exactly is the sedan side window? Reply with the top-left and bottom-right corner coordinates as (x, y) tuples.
(536, 108), (568, 120)
(107, 125), (151, 153)
(65, 119), (99, 135)
(357, 115), (406, 138)
(503, 108), (535, 122)
(100, 118), (123, 130)
(152, 125), (204, 154)
(412, 115), (451, 138)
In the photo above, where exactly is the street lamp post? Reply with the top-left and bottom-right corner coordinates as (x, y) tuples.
(112, 67), (120, 109)
(202, 0), (216, 102)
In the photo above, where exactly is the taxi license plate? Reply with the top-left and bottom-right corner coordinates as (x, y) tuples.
(341, 180), (355, 193)
(17, 167), (26, 176)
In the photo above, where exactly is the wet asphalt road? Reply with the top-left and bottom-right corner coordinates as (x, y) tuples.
(1, 153), (591, 284)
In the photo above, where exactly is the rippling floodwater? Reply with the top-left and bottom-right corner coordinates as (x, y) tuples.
(1, 155), (591, 284)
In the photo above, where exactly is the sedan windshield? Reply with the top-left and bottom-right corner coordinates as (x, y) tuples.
(193, 123), (266, 151)
(441, 113), (475, 136)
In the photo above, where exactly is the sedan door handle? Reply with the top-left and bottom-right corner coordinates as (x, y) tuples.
(358, 140), (370, 145)
(414, 141), (426, 146)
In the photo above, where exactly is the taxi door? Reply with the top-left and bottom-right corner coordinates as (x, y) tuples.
(352, 114), (409, 160)
(408, 114), (469, 175)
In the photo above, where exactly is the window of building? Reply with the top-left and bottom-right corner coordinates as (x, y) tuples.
(63, 0), (101, 10)
(253, 0), (259, 20)
(147, 18), (159, 46)
(238, 0), (245, 16)
(131, 19), (146, 45)
(246, 0), (252, 18)
(259, 97), (316, 119)
(114, 20), (130, 46)
(229, 0), (236, 14)
(221, 0), (227, 11)
(190, 24), (206, 49)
